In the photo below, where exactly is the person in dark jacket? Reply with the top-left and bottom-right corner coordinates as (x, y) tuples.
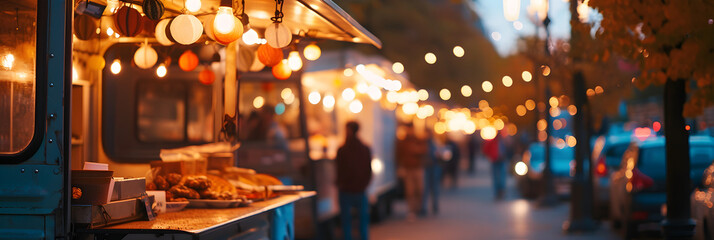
(336, 121), (372, 240)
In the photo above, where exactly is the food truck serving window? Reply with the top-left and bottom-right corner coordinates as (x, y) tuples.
(0, 1), (38, 155)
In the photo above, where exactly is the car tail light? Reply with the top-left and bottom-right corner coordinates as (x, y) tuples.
(631, 211), (649, 220)
(631, 168), (654, 191)
(595, 156), (607, 177)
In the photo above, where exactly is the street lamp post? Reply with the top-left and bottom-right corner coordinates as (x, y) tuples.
(536, 13), (559, 207)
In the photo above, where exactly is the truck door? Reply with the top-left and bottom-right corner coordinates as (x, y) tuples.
(0, 0), (72, 239)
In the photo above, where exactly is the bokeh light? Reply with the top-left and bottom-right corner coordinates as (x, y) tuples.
(482, 81), (493, 93)
(502, 76), (513, 87)
(440, 88), (451, 100)
(522, 71), (532, 82)
(392, 62), (404, 74)
(461, 85), (472, 97)
(425, 53), (437, 64)
(453, 46), (465, 57)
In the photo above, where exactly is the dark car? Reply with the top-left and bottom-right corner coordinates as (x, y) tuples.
(691, 161), (714, 240)
(610, 136), (714, 239)
(515, 142), (574, 199)
(591, 134), (633, 219)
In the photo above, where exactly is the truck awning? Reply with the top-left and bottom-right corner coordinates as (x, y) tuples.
(153, 0), (382, 48)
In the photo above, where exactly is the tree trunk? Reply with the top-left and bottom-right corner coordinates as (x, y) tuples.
(565, 71), (596, 232)
(661, 78), (694, 240)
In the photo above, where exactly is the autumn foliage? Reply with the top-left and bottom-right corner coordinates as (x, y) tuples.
(589, 0), (714, 117)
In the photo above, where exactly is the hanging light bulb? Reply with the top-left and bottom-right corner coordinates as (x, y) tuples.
(156, 64), (167, 78)
(185, 0), (201, 13)
(288, 51), (302, 71)
(110, 59), (121, 74)
(303, 43), (321, 61)
(213, 6), (243, 45)
(106, 27), (114, 36)
(214, 7), (235, 34)
(503, 0), (521, 22)
(242, 28), (259, 45)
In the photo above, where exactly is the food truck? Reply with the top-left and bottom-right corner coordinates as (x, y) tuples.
(0, 0), (381, 239)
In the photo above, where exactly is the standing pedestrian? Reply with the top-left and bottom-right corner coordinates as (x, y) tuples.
(397, 123), (427, 220)
(467, 133), (480, 176)
(443, 136), (461, 189)
(335, 121), (372, 240)
(421, 131), (442, 216)
(483, 132), (506, 200)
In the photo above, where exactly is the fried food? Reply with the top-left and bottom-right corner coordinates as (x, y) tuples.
(146, 182), (157, 191)
(166, 173), (183, 186)
(199, 189), (221, 199)
(184, 176), (212, 190)
(171, 197), (188, 202)
(169, 185), (200, 199)
(154, 175), (170, 190)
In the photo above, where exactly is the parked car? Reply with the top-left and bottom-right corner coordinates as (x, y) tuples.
(591, 134), (633, 219)
(610, 136), (714, 239)
(692, 161), (714, 240)
(515, 142), (574, 199)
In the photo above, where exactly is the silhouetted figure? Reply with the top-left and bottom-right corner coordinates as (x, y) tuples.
(421, 132), (442, 216)
(397, 123), (427, 220)
(483, 133), (506, 200)
(467, 134), (480, 175)
(443, 137), (461, 189)
(336, 121), (372, 240)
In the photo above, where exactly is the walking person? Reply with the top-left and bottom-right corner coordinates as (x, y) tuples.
(397, 123), (427, 220)
(421, 131), (442, 216)
(335, 121), (372, 240)
(483, 132), (506, 200)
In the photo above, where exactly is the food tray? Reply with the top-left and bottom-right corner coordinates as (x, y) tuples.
(187, 199), (252, 208)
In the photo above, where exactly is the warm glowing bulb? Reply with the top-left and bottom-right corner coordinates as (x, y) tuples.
(308, 91), (321, 104)
(288, 51), (303, 71)
(242, 29), (259, 45)
(185, 0), (201, 13)
(439, 88), (451, 100)
(392, 62), (404, 74)
(503, 0), (521, 21)
(214, 7), (236, 34)
(253, 96), (265, 109)
(522, 71), (532, 82)
(106, 27), (114, 36)
(461, 85), (472, 97)
(482, 81), (493, 92)
(342, 88), (356, 101)
(110, 59), (121, 74)
(303, 43), (321, 61)
(425, 53), (436, 64)
(453, 46), (465, 57)
(156, 64), (167, 78)
(349, 99), (363, 113)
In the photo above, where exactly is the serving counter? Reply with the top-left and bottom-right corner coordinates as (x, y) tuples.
(77, 191), (315, 240)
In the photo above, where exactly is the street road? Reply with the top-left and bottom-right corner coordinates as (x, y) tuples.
(370, 161), (620, 240)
